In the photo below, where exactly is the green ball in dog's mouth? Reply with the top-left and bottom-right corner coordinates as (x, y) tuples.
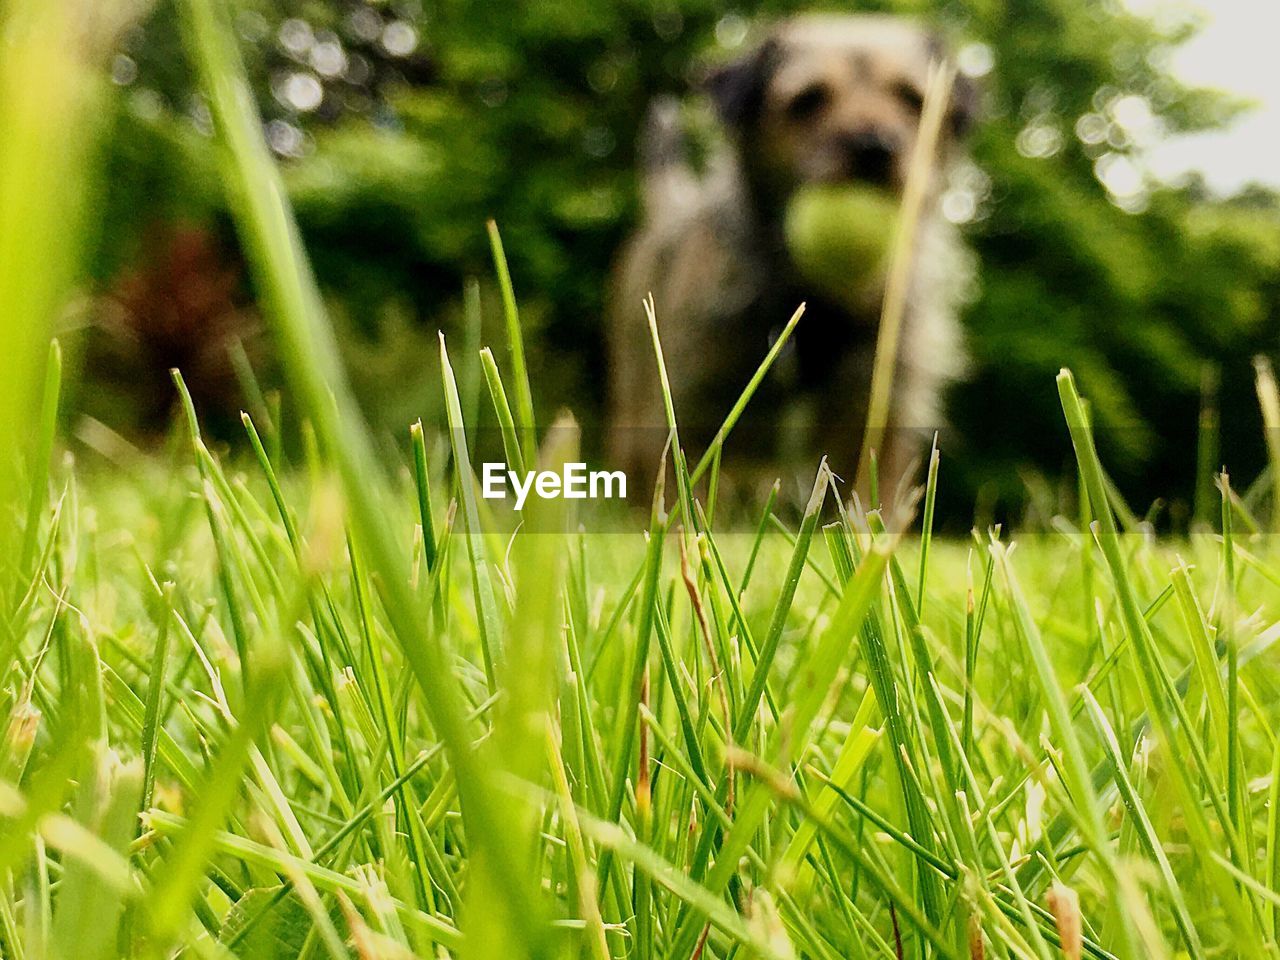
(783, 183), (899, 304)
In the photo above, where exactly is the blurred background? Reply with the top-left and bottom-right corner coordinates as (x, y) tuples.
(72, 0), (1280, 525)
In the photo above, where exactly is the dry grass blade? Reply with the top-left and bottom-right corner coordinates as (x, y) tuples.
(855, 60), (956, 494)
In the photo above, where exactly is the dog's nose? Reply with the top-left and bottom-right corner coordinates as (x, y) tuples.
(843, 130), (897, 185)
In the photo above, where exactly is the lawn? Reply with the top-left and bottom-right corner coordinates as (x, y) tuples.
(11, 372), (1280, 959)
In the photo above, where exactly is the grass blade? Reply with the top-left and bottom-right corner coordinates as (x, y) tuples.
(486, 220), (537, 464)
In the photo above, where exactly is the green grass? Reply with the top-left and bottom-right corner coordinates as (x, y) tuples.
(7, 1), (1280, 959)
(12, 420), (1280, 960)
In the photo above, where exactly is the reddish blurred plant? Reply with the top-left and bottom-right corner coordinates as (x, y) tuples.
(91, 223), (260, 434)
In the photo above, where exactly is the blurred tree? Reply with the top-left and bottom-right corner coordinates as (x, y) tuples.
(88, 0), (1280, 522)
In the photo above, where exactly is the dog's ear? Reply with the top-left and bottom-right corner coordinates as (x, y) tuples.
(704, 38), (778, 129)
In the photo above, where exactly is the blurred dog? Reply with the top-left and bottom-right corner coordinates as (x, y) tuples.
(606, 14), (976, 498)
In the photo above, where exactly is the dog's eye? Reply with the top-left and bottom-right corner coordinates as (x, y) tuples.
(785, 83), (831, 121)
(894, 81), (925, 114)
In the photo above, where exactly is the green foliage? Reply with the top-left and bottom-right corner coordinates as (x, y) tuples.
(95, 0), (1280, 518)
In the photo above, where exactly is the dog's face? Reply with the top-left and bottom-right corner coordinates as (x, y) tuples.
(707, 15), (976, 197)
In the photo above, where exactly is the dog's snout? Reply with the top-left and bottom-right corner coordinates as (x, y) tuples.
(842, 130), (897, 185)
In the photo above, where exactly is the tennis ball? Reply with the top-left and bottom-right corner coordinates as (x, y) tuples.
(783, 183), (899, 304)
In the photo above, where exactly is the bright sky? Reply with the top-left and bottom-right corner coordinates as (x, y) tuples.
(1139, 0), (1280, 194)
